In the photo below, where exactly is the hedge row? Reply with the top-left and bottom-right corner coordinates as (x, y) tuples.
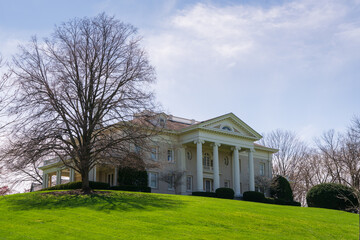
(41, 181), (110, 191)
(243, 191), (301, 206)
(192, 188), (235, 199)
(109, 185), (151, 193)
(42, 181), (151, 193)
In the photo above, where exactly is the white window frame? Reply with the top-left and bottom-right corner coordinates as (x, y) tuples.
(167, 174), (174, 190)
(203, 152), (212, 169)
(224, 180), (230, 188)
(186, 176), (193, 192)
(260, 162), (265, 176)
(167, 149), (174, 162)
(150, 147), (158, 161)
(149, 172), (158, 189)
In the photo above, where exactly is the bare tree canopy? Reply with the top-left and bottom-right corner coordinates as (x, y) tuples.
(259, 129), (308, 203)
(5, 13), (158, 192)
(316, 117), (360, 190)
(259, 129), (307, 177)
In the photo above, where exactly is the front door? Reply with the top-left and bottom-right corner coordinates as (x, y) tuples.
(204, 179), (213, 192)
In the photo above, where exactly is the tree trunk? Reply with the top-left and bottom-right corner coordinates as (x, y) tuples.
(81, 169), (91, 194)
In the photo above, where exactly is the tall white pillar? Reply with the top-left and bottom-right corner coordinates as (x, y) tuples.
(93, 166), (97, 182)
(56, 170), (61, 185)
(178, 147), (187, 194)
(248, 148), (255, 191)
(195, 139), (205, 191)
(232, 146), (241, 197)
(114, 167), (118, 186)
(42, 173), (48, 188)
(70, 168), (75, 182)
(212, 142), (221, 191)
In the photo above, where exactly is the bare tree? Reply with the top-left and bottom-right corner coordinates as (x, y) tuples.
(255, 175), (271, 196)
(5, 13), (159, 193)
(316, 117), (360, 239)
(160, 170), (184, 194)
(259, 129), (308, 202)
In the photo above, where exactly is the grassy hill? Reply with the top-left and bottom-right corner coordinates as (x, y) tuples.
(0, 190), (357, 239)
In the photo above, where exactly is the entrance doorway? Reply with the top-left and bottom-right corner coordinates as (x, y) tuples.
(204, 179), (213, 192)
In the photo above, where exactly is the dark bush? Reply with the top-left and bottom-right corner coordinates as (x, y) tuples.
(109, 185), (151, 193)
(42, 181), (110, 191)
(243, 191), (266, 203)
(215, 188), (234, 199)
(264, 197), (275, 204)
(192, 191), (216, 197)
(118, 167), (148, 187)
(272, 198), (301, 206)
(306, 183), (357, 211)
(270, 175), (294, 202)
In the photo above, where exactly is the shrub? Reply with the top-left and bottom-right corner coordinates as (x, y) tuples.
(192, 192), (216, 198)
(42, 181), (110, 191)
(270, 175), (293, 202)
(306, 183), (357, 211)
(109, 185), (151, 193)
(264, 197), (275, 204)
(272, 198), (301, 206)
(243, 191), (266, 203)
(118, 167), (148, 187)
(215, 188), (235, 199)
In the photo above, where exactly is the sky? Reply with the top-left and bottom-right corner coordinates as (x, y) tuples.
(0, 0), (360, 145)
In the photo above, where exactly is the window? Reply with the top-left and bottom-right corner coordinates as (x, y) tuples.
(203, 152), (212, 169)
(222, 126), (232, 131)
(260, 163), (265, 176)
(168, 174), (174, 190)
(149, 172), (158, 188)
(107, 174), (114, 186)
(135, 145), (141, 154)
(150, 147), (158, 161)
(186, 176), (193, 191)
(224, 156), (229, 166)
(159, 117), (166, 127)
(224, 180), (230, 188)
(187, 151), (192, 160)
(167, 149), (174, 162)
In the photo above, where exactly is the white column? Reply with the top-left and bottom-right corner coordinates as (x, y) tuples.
(114, 167), (118, 186)
(232, 146), (241, 197)
(248, 148), (255, 191)
(42, 173), (48, 188)
(94, 166), (97, 182)
(195, 139), (205, 191)
(179, 147), (187, 194)
(56, 170), (61, 185)
(70, 168), (75, 182)
(212, 142), (221, 191)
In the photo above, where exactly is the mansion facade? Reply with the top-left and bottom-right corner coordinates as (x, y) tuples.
(39, 113), (277, 197)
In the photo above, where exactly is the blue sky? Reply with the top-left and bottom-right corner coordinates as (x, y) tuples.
(1, 0), (359, 144)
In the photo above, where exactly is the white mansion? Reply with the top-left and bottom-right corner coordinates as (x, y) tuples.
(39, 113), (277, 197)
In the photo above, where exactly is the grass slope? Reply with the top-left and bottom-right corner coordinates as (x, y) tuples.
(0, 191), (357, 240)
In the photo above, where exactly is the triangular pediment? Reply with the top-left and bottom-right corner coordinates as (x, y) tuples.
(198, 113), (262, 140)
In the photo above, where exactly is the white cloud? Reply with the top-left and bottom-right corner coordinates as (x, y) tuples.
(145, 0), (360, 137)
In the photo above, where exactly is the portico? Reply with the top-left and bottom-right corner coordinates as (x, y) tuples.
(190, 138), (255, 197)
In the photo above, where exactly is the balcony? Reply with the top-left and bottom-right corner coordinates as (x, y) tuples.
(203, 165), (213, 173)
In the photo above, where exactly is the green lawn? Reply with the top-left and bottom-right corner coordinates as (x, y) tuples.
(0, 191), (357, 239)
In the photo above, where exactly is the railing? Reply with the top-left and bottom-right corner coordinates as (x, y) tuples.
(203, 166), (213, 171)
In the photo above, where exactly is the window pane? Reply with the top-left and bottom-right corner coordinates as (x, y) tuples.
(150, 173), (157, 188)
(167, 149), (173, 161)
(151, 147), (157, 160)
